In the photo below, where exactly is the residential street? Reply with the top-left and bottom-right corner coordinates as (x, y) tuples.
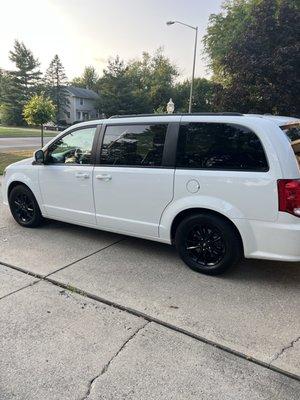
(0, 179), (299, 399)
(0, 136), (53, 151)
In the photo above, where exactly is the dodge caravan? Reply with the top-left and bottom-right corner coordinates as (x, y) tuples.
(2, 113), (300, 275)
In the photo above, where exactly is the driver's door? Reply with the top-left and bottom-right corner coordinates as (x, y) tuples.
(38, 125), (98, 225)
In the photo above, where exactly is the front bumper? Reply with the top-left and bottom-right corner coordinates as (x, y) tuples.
(1, 174), (8, 205)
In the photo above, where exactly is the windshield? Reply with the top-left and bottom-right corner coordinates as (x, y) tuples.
(281, 123), (300, 167)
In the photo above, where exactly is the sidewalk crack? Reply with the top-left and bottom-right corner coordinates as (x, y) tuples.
(81, 321), (149, 400)
(269, 336), (300, 365)
(45, 238), (125, 278)
(0, 279), (40, 301)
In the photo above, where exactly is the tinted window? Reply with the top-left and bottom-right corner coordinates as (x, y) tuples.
(176, 123), (268, 171)
(47, 127), (96, 165)
(100, 124), (167, 167)
(281, 123), (300, 142)
(282, 124), (300, 167)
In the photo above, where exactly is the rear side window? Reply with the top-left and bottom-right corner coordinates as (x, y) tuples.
(281, 123), (300, 167)
(100, 124), (167, 167)
(281, 123), (300, 142)
(176, 123), (268, 171)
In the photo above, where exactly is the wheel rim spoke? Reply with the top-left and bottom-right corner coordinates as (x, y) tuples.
(185, 223), (226, 268)
(13, 193), (34, 223)
(187, 245), (202, 250)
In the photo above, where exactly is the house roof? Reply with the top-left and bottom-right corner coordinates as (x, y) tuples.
(66, 86), (99, 100)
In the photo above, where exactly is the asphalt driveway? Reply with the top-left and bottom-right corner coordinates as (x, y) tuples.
(0, 179), (299, 399)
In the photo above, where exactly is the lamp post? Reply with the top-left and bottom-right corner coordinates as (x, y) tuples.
(167, 98), (175, 114)
(166, 20), (198, 114)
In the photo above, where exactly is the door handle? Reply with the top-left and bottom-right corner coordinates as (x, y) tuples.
(75, 172), (90, 179)
(96, 174), (112, 181)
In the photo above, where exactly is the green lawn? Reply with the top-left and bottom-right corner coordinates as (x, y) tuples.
(0, 125), (57, 138)
(0, 150), (34, 175)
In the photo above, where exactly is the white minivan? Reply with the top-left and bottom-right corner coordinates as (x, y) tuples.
(2, 113), (300, 275)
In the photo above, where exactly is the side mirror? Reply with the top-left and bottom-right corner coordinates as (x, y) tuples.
(34, 149), (45, 164)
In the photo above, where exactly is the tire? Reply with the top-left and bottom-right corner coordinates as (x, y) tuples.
(8, 185), (44, 228)
(175, 213), (242, 275)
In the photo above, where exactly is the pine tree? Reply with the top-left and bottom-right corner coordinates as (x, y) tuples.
(0, 69), (9, 104)
(44, 55), (69, 124)
(9, 40), (41, 92)
(1, 41), (41, 125)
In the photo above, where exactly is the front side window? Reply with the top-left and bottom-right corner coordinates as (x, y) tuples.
(46, 127), (96, 165)
(176, 123), (268, 171)
(100, 124), (167, 167)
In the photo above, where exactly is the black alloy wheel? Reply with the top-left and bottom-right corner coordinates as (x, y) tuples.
(175, 213), (242, 275)
(9, 185), (43, 228)
(185, 223), (226, 267)
(13, 192), (35, 224)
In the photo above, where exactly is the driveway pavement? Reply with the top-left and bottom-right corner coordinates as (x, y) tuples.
(0, 180), (299, 398)
(0, 136), (52, 151)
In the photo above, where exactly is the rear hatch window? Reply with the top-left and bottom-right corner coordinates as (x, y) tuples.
(281, 123), (300, 167)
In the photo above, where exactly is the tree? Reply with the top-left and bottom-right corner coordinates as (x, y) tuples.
(173, 78), (221, 113)
(9, 40), (41, 97)
(1, 41), (41, 125)
(127, 48), (179, 111)
(97, 49), (180, 116)
(0, 69), (15, 124)
(44, 55), (69, 124)
(204, 0), (300, 115)
(23, 94), (55, 147)
(97, 56), (150, 116)
(0, 69), (8, 103)
(71, 66), (99, 92)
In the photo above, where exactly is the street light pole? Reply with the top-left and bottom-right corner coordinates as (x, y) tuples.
(166, 20), (198, 113)
(189, 26), (198, 114)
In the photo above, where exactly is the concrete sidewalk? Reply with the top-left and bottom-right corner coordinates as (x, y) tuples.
(0, 264), (299, 400)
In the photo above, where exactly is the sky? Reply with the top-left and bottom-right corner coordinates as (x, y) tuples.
(0, 0), (224, 81)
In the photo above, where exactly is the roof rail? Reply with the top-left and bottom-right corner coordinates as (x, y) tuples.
(109, 112), (243, 119)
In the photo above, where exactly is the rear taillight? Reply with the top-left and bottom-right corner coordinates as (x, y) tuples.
(278, 179), (300, 217)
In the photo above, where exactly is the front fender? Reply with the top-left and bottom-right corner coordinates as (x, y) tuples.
(4, 170), (44, 214)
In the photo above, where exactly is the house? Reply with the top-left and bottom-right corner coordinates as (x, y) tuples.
(65, 86), (100, 124)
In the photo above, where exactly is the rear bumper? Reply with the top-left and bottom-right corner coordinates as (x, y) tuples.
(236, 214), (300, 262)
